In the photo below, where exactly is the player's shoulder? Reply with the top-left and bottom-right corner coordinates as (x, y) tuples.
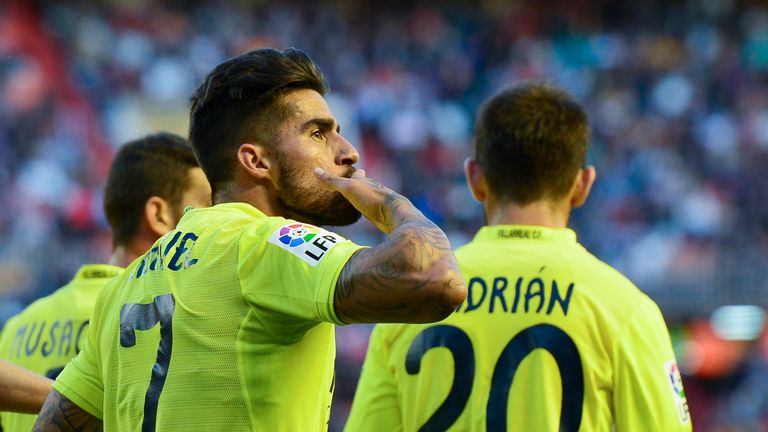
(193, 203), (300, 249)
(6, 278), (79, 324)
(163, 203), (271, 262)
(235, 214), (298, 258)
(1, 297), (57, 340)
(570, 246), (665, 319)
(571, 244), (638, 287)
(182, 202), (268, 235)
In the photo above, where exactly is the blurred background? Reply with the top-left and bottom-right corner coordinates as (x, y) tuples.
(1, 0), (767, 429)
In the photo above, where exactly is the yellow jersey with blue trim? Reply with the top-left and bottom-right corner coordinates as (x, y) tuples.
(346, 225), (691, 431)
(54, 203), (365, 431)
(0, 264), (122, 432)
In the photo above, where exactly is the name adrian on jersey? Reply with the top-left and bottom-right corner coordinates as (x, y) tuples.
(457, 274), (575, 316)
(268, 223), (344, 266)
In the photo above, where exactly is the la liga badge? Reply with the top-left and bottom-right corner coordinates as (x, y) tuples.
(664, 361), (691, 424)
(268, 223), (345, 266)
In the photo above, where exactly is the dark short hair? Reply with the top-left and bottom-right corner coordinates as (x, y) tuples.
(189, 47), (328, 194)
(474, 83), (590, 204)
(104, 132), (199, 246)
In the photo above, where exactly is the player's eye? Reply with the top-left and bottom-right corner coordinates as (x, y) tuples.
(311, 129), (326, 142)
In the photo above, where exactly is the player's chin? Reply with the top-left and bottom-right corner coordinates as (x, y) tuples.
(314, 198), (362, 226)
(324, 203), (362, 226)
(337, 208), (363, 226)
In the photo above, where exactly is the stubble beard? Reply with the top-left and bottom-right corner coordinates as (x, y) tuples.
(275, 158), (362, 227)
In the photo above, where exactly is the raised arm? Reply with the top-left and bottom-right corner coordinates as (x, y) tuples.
(314, 167), (467, 324)
(0, 359), (53, 414)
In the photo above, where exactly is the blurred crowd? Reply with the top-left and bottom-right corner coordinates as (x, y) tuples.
(2, 0), (768, 429)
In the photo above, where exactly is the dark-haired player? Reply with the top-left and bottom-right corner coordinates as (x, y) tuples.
(35, 48), (466, 431)
(347, 83), (691, 431)
(0, 132), (210, 431)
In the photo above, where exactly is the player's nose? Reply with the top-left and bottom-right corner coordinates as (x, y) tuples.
(336, 135), (360, 166)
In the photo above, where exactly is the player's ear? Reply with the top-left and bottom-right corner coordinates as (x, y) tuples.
(570, 166), (596, 208)
(464, 157), (487, 202)
(144, 196), (175, 237)
(237, 143), (273, 181)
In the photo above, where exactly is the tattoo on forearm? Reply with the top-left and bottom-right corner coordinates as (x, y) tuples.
(33, 390), (103, 432)
(382, 193), (421, 229)
(336, 193), (463, 323)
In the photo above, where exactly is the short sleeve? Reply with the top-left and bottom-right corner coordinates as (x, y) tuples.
(52, 312), (104, 419)
(613, 299), (692, 431)
(238, 219), (365, 327)
(344, 325), (403, 432)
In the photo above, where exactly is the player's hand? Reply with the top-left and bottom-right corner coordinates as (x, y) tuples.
(313, 167), (418, 234)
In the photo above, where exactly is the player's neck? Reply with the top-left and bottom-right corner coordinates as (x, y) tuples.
(109, 236), (156, 267)
(486, 199), (570, 229)
(109, 247), (137, 268)
(214, 184), (286, 218)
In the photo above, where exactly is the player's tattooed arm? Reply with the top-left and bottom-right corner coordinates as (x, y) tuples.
(313, 168), (466, 324)
(32, 389), (103, 432)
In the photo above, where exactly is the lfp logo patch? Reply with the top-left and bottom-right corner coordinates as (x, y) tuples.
(268, 223), (345, 266)
(664, 361), (691, 425)
(278, 223), (319, 247)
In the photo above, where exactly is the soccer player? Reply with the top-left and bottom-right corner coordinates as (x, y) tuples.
(33, 47), (466, 431)
(0, 360), (52, 413)
(0, 132), (211, 431)
(345, 83), (693, 431)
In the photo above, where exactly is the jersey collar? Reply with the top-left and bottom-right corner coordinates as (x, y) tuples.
(74, 264), (124, 280)
(473, 225), (577, 243)
(195, 202), (269, 219)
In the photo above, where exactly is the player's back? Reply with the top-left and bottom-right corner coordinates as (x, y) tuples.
(56, 203), (360, 431)
(347, 225), (691, 431)
(0, 264), (122, 432)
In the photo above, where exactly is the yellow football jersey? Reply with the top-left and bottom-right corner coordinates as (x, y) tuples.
(54, 203), (364, 431)
(346, 225), (691, 432)
(0, 264), (123, 432)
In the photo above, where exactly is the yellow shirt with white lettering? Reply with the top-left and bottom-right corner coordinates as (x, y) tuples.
(0, 264), (122, 432)
(346, 225), (691, 432)
(54, 203), (364, 431)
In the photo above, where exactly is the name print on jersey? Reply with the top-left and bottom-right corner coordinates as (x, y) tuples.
(7, 319), (89, 360)
(133, 231), (199, 279)
(458, 274), (575, 316)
